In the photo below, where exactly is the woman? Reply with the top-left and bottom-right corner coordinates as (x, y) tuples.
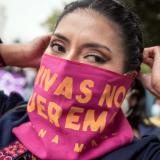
(0, 0), (160, 159)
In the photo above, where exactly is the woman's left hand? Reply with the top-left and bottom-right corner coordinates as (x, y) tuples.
(140, 46), (160, 98)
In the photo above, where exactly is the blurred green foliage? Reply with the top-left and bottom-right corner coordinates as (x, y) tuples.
(126, 0), (160, 73)
(141, 63), (151, 73)
(132, 0), (160, 46)
(42, 9), (61, 32)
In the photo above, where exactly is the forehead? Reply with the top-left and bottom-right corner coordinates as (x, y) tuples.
(55, 9), (122, 44)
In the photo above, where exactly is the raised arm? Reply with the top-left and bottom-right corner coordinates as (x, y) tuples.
(0, 35), (51, 68)
(140, 46), (160, 98)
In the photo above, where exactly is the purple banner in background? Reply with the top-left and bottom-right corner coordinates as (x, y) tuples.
(0, 70), (26, 96)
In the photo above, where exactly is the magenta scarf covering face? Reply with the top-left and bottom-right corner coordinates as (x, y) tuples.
(13, 53), (134, 160)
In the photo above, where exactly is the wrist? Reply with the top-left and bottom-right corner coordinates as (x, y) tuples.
(0, 44), (6, 67)
(0, 44), (26, 67)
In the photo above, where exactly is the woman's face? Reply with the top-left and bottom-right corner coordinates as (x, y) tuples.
(46, 9), (125, 74)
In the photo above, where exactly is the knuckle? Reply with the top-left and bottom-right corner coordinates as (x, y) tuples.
(152, 81), (160, 91)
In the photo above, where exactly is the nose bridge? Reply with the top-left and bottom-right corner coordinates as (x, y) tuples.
(65, 48), (78, 61)
(65, 32), (84, 61)
(65, 39), (80, 61)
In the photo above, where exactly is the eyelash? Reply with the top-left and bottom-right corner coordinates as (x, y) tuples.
(84, 53), (107, 64)
(50, 41), (108, 64)
(50, 41), (66, 54)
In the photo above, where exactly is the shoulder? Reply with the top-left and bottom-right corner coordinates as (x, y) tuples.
(101, 136), (160, 160)
(0, 91), (25, 116)
(0, 103), (29, 149)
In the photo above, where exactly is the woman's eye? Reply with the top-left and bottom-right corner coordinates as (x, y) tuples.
(51, 43), (65, 54)
(84, 54), (107, 64)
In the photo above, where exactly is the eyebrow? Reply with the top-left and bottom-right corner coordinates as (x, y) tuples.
(82, 43), (112, 53)
(54, 33), (70, 43)
(53, 33), (112, 53)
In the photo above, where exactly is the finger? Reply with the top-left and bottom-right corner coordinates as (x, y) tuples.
(143, 57), (153, 67)
(32, 34), (52, 53)
(151, 47), (160, 94)
(143, 47), (158, 55)
(143, 47), (156, 63)
(41, 34), (52, 47)
(139, 73), (160, 98)
(143, 46), (160, 68)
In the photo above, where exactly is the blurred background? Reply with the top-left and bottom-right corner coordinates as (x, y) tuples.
(0, 0), (160, 135)
(0, 0), (71, 100)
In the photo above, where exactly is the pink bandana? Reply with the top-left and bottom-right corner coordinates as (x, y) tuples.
(13, 53), (134, 160)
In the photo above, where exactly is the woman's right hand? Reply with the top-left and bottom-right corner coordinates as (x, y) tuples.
(0, 34), (51, 68)
(140, 46), (160, 98)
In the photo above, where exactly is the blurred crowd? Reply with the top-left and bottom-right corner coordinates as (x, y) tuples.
(0, 67), (36, 100)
